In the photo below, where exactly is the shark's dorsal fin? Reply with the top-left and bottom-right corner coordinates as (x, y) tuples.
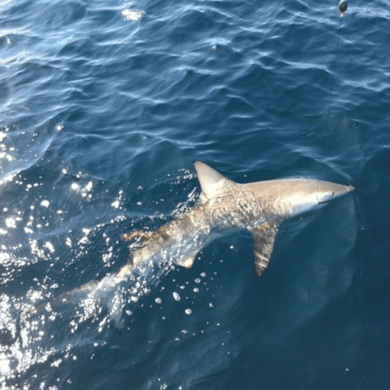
(249, 222), (279, 277)
(193, 161), (234, 199)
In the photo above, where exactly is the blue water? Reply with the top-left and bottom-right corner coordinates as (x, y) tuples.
(0, 0), (389, 388)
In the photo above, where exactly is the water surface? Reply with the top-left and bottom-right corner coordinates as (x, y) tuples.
(0, 0), (389, 389)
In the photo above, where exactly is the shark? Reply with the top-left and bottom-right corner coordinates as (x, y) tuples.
(29, 161), (353, 317)
(116, 161), (353, 278)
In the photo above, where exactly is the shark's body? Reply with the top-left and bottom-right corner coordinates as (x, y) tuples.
(116, 161), (353, 279)
(34, 161), (353, 313)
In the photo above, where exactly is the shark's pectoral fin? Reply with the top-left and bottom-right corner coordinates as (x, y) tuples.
(249, 222), (279, 277)
(177, 253), (197, 269)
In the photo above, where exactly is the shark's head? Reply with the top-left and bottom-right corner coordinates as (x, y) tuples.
(286, 179), (354, 216)
(193, 161), (354, 219)
(313, 180), (354, 203)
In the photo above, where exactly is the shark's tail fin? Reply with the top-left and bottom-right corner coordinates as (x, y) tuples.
(27, 272), (131, 328)
(28, 278), (101, 315)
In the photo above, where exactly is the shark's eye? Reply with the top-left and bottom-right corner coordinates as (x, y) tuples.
(331, 191), (335, 197)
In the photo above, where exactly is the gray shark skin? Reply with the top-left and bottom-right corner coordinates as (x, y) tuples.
(31, 161), (353, 315)
(115, 161), (353, 279)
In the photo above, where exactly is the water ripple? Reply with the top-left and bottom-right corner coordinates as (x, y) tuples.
(0, 0), (387, 388)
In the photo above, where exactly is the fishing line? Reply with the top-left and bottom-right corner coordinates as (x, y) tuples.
(321, 0), (348, 160)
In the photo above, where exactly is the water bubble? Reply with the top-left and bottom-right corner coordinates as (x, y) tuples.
(5, 218), (15, 228)
(44, 242), (55, 253)
(111, 200), (120, 209)
(172, 292), (180, 301)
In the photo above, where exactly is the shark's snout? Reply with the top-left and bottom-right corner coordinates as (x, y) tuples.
(324, 181), (354, 195)
(292, 179), (354, 212)
(332, 182), (354, 197)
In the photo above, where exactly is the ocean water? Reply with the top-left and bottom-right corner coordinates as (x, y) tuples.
(0, 0), (389, 388)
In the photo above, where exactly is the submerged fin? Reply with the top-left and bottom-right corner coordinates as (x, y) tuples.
(121, 230), (153, 242)
(177, 254), (197, 269)
(193, 161), (235, 199)
(249, 222), (279, 277)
